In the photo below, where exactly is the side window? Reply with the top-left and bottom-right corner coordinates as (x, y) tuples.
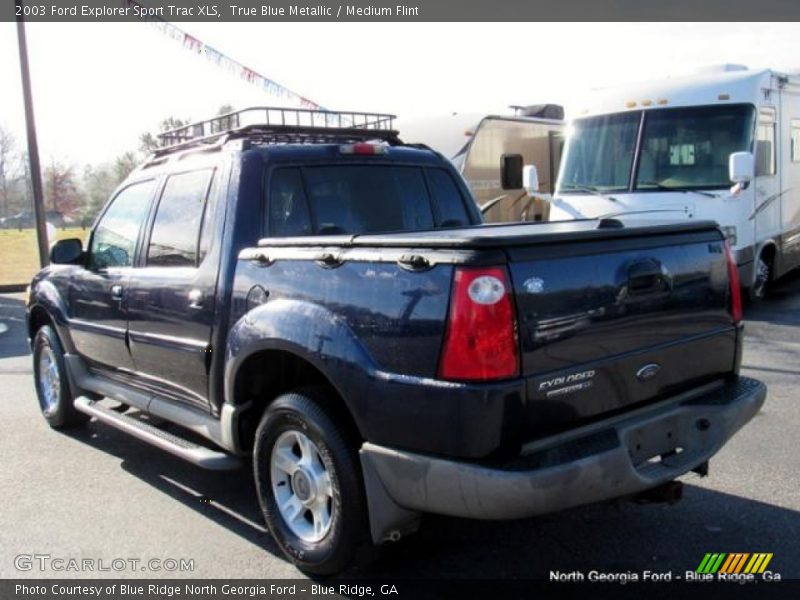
(791, 119), (800, 163)
(90, 180), (155, 269)
(426, 169), (470, 228)
(268, 168), (312, 237)
(147, 169), (213, 267)
(197, 170), (220, 263)
(756, 110), (777, 177)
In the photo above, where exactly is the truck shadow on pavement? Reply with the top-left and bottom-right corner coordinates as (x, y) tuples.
(60, 422), (800, 580)
(370, 486), (800, 579)
(61, 420), (286, 562)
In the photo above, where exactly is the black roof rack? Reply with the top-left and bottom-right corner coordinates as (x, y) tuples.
(153, 106), (400, 156)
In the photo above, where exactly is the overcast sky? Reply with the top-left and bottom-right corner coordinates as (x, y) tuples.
(1, 22), (799, 166)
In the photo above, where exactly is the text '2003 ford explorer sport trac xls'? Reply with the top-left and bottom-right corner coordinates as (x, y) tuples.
(27, 107), (766, 574)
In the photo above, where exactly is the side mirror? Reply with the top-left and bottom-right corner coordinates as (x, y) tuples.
(500, 153), (524, 189)
(523, 165), (539, 194)
(50, 238), (84, 265)
(729, 151), (754, 185)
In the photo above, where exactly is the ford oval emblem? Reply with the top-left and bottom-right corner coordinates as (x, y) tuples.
(636, 363), (661, 381)
(524, 277), (545, 294)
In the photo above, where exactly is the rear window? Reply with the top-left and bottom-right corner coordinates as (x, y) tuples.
(265, 165), (471, 236)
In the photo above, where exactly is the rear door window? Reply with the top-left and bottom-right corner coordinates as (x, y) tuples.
(147, 169), (214, 267)
(265, 164), (468, 236)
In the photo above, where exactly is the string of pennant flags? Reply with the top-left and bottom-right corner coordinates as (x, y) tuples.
(123, 0), (325, 110)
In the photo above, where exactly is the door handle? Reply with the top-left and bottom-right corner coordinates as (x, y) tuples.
(626, 259), (671, 297)
(110, 284), (124, 300)
(188, 289), (204, 309)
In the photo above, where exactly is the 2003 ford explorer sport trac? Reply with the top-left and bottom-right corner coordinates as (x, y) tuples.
(26, 107), (766, 574)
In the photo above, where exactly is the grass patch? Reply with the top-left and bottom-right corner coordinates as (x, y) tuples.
(0, 228), (89, 286)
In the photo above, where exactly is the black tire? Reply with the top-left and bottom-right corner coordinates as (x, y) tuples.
(748, 254), (771, 302)
(253, 387), (370, 575)
(32, 325), (89, 429)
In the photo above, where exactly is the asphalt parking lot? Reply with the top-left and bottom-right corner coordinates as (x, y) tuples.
(0, 277), (798, 581)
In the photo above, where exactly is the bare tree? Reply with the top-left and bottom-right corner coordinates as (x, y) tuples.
(43, 159), (80, 215)
(0, 125), (18, 218)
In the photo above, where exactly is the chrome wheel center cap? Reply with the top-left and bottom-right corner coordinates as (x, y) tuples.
(292, 469), (316, 504)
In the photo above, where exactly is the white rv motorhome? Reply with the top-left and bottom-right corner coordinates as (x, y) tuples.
(550, 65), (800, 299)
(397, 106), (565, 223)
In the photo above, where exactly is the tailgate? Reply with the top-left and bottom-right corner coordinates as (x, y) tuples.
(508, 227), (735, 436)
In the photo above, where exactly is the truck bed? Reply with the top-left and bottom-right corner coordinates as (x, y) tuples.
(238, 218), (737, 456)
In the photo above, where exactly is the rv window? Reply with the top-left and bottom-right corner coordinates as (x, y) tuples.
(791, 119), (800, 163)
(559, 112), (639, 193)
(756, 110), (776, 177)
(634, 104), (755, 191)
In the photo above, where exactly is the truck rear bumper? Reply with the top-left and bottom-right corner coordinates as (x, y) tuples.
(360, 376), (765, 539)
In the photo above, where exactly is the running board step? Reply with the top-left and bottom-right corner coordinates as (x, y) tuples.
(74, 397), (241, 470)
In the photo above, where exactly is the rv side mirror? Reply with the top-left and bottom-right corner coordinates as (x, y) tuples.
(523, 165), (539, 194)
(50, 238), (84, 265)
(501, 154), (524, 189)
(729, 151), (754, 185)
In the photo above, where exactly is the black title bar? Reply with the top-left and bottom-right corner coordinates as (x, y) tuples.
(3, 0), (800, 22)
(4, 579), (800, 600)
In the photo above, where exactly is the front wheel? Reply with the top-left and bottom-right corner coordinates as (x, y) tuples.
(253, 388), (370, 575)
(32, 325), (88, 429)
(748, 255), (771, 302)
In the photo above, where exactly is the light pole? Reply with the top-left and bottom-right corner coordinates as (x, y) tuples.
(15, 0), (49, 268)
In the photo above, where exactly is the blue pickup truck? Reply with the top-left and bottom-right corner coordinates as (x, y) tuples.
(26, 107), (765, 574)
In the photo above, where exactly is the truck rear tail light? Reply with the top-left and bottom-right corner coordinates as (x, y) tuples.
(339, 143), (388, 155)
(724, 240), (743, 324)
(439, 266), (519, 381)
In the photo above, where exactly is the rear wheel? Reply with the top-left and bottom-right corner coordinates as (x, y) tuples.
(253, 387), (370, 575)
(33, 325), (88, 429)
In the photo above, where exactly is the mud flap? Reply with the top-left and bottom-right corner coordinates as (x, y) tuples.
(359, 448), (421, 544)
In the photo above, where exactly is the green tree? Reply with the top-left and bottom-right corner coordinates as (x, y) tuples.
(139, 116), (192, 154)
(114, 151), (139, 181)
(212, 104), (238, 132)
(80, 151), (141, 226)
(81, 163), (114, 226)
(139, 105), (236, 152)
